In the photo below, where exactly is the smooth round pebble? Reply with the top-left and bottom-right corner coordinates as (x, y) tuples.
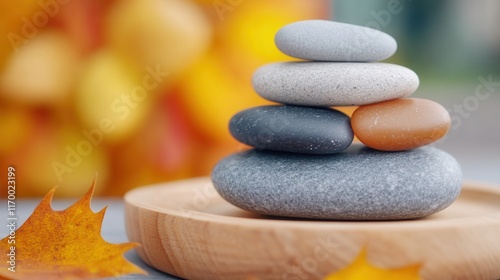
(275, 20), (397, 62)
(229, 105), (353, 154)
(211, 144), (462, 220)
(351, 98), (451, 151)
(252, 62), (419, 106)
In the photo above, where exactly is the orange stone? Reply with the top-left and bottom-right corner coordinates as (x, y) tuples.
(351, 98), (451, 151)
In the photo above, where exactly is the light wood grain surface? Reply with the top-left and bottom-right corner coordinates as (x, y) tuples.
(125, 177), (500, 280)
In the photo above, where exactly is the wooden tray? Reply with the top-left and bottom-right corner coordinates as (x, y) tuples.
(125, 177), (500, 280)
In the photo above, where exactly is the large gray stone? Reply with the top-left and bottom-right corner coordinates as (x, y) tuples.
(229, 105), (353, 154)
(252, 62), (419, 106)
(275, 20), (397, 62)
(211, 145), (462, 220)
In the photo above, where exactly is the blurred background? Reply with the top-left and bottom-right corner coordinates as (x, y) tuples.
(0, 0), (498, 197)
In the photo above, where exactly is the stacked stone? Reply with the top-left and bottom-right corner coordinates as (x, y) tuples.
(212, 20), (462, 220)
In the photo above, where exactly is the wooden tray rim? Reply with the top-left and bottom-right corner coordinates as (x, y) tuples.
(124, 177), (500, 231)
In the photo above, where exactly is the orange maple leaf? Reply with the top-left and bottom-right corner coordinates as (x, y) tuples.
(0, 179), (146, 280)
(323, 249), (421, 280)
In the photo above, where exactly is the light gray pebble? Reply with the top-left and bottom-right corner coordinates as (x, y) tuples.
(275, 20), (397, 62)
(252, 62), (419, 106)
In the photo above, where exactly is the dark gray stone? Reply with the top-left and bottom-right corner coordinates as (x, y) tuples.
(211, 145), (463, 220)
(275, 20), (397, 62)
(229, 105), (353, 154)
